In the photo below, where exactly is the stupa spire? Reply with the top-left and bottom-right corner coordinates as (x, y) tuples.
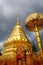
(16, 16), (20, 25)
(3, 17), (32, 51)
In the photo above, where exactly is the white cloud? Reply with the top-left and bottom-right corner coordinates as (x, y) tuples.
(0, 0), (43, 17)
(3, 5), (14, 16)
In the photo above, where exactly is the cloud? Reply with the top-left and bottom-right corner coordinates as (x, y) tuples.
(0, 0), (43, 49)
(0, 42), (3, 50)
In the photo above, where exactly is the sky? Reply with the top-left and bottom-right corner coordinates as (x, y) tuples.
(0, 0), (43, 50)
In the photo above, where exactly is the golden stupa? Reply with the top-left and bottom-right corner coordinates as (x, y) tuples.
(2, 17), (33, 65)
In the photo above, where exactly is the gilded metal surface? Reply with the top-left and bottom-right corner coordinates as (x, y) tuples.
(3, 18), (32, 56)
(25, 13), (43, 57)
(25, 13), (43, 31)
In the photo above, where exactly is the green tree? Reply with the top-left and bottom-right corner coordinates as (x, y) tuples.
(32, 44), (37, 52)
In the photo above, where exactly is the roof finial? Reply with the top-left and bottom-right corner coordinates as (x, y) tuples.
(16, 15), (20, 25)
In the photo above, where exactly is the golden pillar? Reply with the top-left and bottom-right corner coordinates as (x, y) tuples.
(34, 22), (42, 57)
(25, 13), (43, 58)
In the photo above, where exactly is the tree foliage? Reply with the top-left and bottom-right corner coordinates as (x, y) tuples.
(32, 44), (37, 52)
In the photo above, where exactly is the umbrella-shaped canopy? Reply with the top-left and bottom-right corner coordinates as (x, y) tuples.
(25, 13), (43, 31)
